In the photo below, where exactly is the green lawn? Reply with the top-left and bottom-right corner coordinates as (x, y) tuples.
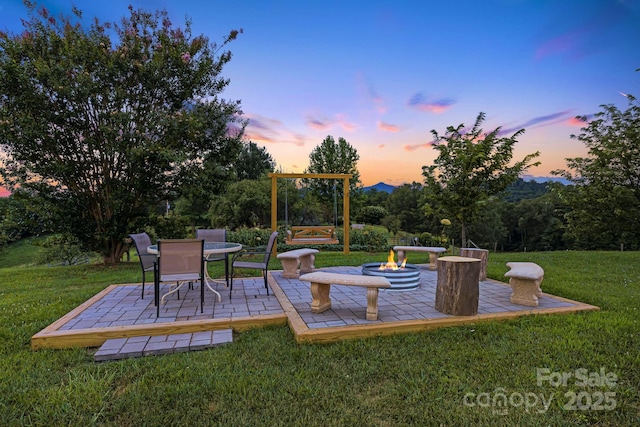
(0, 241), (638, 426)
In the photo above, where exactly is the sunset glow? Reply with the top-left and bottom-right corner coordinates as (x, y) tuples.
(1, 0), (638, 193)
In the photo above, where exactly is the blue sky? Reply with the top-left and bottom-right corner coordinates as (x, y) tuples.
(1, 0), (639, 187)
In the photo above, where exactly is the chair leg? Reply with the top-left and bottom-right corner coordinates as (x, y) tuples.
(200, 276), (204, 314)
(141, 271), (146, 300)
(263, 270), (269, 296)
(154, 266), (160, 317)
(229, 267), (234, 299)
(224, 255), (229, 287)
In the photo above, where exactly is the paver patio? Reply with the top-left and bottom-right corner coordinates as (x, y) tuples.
(31, 264), (599, 352)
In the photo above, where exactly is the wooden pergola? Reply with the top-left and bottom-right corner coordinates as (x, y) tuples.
(268, 172), (352, 254)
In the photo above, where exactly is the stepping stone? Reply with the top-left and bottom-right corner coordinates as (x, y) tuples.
(94, 329), (233, 362)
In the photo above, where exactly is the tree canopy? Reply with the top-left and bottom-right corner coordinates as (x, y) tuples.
(0, 3), (244, 263)
(304, 135), (361, 199)
(553, 94), (640, 249)
(422, 112), (540, 247)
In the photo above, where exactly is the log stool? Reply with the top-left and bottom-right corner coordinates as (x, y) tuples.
(435, 256), (480, 316)
(459, 248), (489, 281)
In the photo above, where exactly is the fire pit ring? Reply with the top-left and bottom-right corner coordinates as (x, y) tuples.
(361, 262), (421, 291)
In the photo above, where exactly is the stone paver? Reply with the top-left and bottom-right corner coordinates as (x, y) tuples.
(94, 329), (233, 361)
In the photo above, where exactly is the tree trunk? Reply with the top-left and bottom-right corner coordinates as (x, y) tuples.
(102, 238), (127, 265)
(460, 222), (467, 248)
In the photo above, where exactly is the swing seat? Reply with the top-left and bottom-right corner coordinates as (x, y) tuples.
(286, 226), (339, 245)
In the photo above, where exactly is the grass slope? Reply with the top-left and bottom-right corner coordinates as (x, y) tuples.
(0, 241), (638, 426)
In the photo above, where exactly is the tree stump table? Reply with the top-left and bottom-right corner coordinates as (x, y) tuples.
(435, 256), (480, 316)
(459, 248), (489, 281)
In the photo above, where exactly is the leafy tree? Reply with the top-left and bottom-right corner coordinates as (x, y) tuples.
(0, 3), (244, 263)
(362, 187), (390, 207)
(236, 141), (275, 180)
(0, 190), (53, 248)
(385, 182), (425, 233)
(463, 199), (508, 249)
(358, 205), (387, 225)
(304, 135), (361, 222)
(36, 233), (86, 265)
(422, 112), (540, 247)
(208, 178), (271, 229)
(553, 94), (640, 249)
(502, 178), (550, 203)
(381, 214), (401, 235)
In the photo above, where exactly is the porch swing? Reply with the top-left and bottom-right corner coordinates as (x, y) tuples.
(283, 178), (339, 245)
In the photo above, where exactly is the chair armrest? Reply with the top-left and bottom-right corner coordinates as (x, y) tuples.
(232, 250), (267, 262)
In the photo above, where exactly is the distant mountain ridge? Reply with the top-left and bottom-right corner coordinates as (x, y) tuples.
(363, 182), (396, 193)
(363, 176), (566, 195)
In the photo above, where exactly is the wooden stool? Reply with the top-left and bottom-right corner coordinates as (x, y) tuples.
(435, 256), (480, 316)
(459, 248), (489, 281)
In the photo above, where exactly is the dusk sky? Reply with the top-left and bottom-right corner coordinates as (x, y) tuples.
(1, 0), (639, 191)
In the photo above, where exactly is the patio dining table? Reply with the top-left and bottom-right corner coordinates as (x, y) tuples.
(147, 241), (242, 300)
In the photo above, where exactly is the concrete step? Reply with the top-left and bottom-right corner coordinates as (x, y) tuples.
(94, 329), (233, 362)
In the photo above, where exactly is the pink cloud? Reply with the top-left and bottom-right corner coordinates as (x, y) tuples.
(244, 113), (308, 146)
(498, 111), (573, 135)
(404, 141), (435, 152)
(291, 134), (307, 147)
(0, 187), (9, 197)
(535, 33), (578, 60)
(567, 116), (589, 127)
(307, 118), (331, 131)
(243, 129), (274, 144)
(378, 144), (385, 149)
(306, 114), (357, 132)
(377, 121), (399, 132)
(336, 114), (357, 132)
(407, 92), (456, 113)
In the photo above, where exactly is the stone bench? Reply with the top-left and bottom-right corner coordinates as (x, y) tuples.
(504, 262), (544, 306)
(299, 272), (391, 320)
(393, 246), (447, 270)
(277, 248), (320, 279)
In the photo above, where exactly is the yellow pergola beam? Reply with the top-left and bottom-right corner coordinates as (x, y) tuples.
(269, 173), (351, 254)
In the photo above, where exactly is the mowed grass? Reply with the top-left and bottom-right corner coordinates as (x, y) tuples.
(0, 240), (638, 426)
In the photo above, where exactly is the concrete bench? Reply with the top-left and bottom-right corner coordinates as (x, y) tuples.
(276, 248), (320, 278)
(393, 246), (447, 270)
(504, 262), (545, 306)
(299, 272), (391, 320)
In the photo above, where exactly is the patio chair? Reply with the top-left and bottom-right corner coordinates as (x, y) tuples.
(154, 239), (205, 317)
(230, 231), (278, 299)
(196, 228), (229, 286)
(129, 232), (156, 299)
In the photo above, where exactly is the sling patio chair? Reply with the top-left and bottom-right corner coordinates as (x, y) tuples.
(154, 239), (205, 317)
(195, 228), (229, 286)
(230, 231), (278, 299)
(129, 232), (156, 299)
